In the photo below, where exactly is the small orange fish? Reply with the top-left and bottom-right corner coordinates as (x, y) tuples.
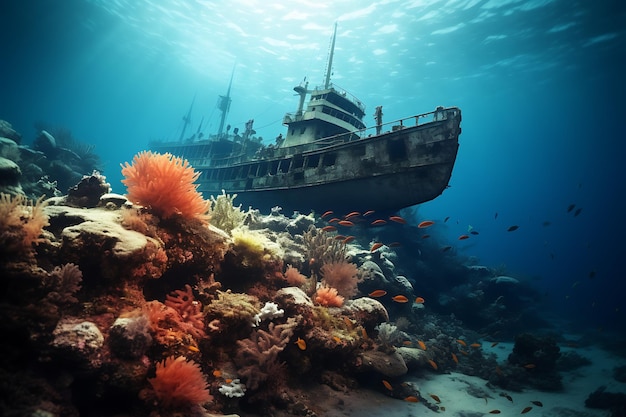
(295, 337), (306, 350)
(429, 394), (441, 403)
(459, 349), (469, 356)
(224, 378), (233, 384)
(371, 219), (387, 226)
(392, 295), (409, 303)
(382, 380), (393, 391)
(334, 234), (347, 240)
(489, 411), (501, 414)
(344, 211), (360, 219)
(491, 342), (499, 347)
(338, 220), (354, 227)
(415, 297), (425, 304)
(404, 396), (419, 403)
(361, 328), (368, 339)
(343, 317), (354, 329)
(470, 343), (481, 348)
(457, 339), (467, 346)
(418, 340), (427, 350)
(321, 210), (333, 218)
(523, 363), (536, 369)
(389, 215), (407, 224)
(458, 234), (470, 240)
(187, 345), (200, 352)
(370, 242), (384, 252)
(332, 336), (342, 343)
(521, 406), (532, 414)
(388, 241), (402, 247)
(328, 217), (340, 223)
(402, 340), (413, 346)
(212, 369), (223, 377)
(368, 289), (387, 297)
(343, 236), (356, 244)
(530, 401), (543, 407)
(421, 234), (431, 239)
(322, 225), (337, 232)
(363, 210), (375, 216)
(418, 220), (435, 228)
(428, 359), (438, 370)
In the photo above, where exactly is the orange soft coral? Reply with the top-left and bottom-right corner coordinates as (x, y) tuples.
(148, 356), (212, 408)
(121, 151), (209, 220)
(314, 286), (344, 307)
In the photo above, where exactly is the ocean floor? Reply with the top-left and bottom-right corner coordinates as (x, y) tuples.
(277, 340), (624, 417)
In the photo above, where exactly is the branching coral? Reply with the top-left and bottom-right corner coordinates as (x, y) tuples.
(164, 284), (206, 339)
(148, 355), (212, 408)
(314, 286), (344, 307)
(320, 261), (361, 299)
(121, 151), (210, 220)
(42, 263), (83, 305)
(234, 317), (297, 391)
(210, 190), (245, 234)
(302, 225), (347, 276)
(0, 193), (48, 256)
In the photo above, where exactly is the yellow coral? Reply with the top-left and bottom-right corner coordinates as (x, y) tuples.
(210, 190), (245, 234)
(231, 226), (283, 268)
(0, 193), (48, 255)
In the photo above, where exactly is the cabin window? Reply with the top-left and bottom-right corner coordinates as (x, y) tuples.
(250, 163), (259, 177)
(279, 158), (291, 173)
(306, 154), (320, 168)
(291, 155), (304, 170)
(293, 172), (304, 182)
(300, 127), (306, 135)
(322, 153), (336, 167)
(388, 138), (407, 161)
(269, 160), (280, 175)
(258, 162), (268, 176)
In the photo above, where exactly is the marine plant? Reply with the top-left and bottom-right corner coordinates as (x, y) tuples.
(121, 151), (210, 220)
(0, 192), (48, 256)
(209, 190), (245, 234)
(147, 355), (212, 409)
(302, 225), (347, 275)
(230, 226), (284, 269)
(320, 260), (361, 298)
(314, 286), (344, 307)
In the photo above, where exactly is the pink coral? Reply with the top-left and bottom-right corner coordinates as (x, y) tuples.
(314, 286), (344, 307)
(164, 284), (206, 339)
(121, 151), (209, 220)
(148, 356), (212, 408)
(284, 265), (307, 286)
(320, 261), (360, 298)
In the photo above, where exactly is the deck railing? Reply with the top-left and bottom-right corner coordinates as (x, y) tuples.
(195, 106), (459, 167)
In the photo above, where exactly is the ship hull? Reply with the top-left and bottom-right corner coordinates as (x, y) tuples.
(153, 107), (461, 214)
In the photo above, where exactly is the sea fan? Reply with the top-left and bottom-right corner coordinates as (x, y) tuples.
(121, 151), (209, 220)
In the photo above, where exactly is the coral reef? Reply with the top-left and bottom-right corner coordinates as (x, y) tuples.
(121, 151), (210, 220)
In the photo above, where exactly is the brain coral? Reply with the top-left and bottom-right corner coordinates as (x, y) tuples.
(121, 151), (209, 220)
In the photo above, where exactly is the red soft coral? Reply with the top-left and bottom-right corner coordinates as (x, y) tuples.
(314, 286), (344, 307)
(148, 356), (212, 408)
(320, 261), (360, 298)
(121, 151), (209, 220)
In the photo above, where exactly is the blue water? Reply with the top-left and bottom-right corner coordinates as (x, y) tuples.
(1, 0), (624, 333)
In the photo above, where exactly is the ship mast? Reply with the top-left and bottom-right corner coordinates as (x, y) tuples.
(324, 22), (337, 89)
(178, 94), (195, 142)
(217, 63), (236, 137)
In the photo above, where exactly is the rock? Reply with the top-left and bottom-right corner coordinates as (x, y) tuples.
(396, 346), (429, 369)
(108, 315), (152, 359)
(343, 297), (389, 330)
(52, 319), (104, 364)
(357, 350), (408, 377)
(359, 260), (387, 287)
(66, 171), (111, 208)
(274, 286), (314, 318)
(0, 156), (22, 185)
(99, 192), (129, 208)
(0, 120), (22, 144)
(491, 275), (520, 285)
(0, 137), (20, 161)
(34, 130), (57, 155)
(394, 275), (414, 293)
